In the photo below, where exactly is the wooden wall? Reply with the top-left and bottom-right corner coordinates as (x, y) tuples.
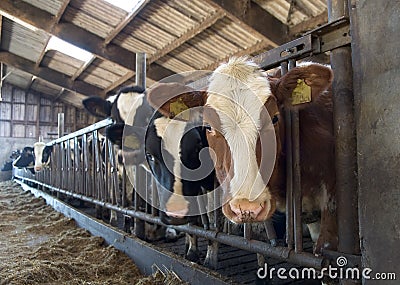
(0, 83), (96, 140)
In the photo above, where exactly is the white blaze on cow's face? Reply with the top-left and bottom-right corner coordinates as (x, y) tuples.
(206, 57), (277, 223)
(117, 92), (144, 123)
(33, 142), (47, 172)
(153, 116), (189, 218)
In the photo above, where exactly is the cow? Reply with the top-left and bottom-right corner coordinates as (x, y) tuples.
(83, 85), (152, 154)
(33, 142), (53, 172)
(12, 146), (35, 174)
(149, 57), (337, 254)
(83, 86), (181, 242)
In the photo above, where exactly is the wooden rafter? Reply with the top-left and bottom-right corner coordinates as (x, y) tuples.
(35, 36), (51, 66)
(148, 10), (226, 64)
(104, 0), (149, 45)
(200, 40), (271, 71)
(104, 71), (135, 94)
(289, 10), (328, 37)
(70, 56), (95, 81)
(0, 51), (103, 96)
(284, 0), (314, 18)
(208, 0), (288, 46)
(53, 0), (71, 24)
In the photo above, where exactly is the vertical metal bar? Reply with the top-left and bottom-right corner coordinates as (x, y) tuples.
(67, 140), (72, 192)
(104, 136), (110, 203)
(264, 220), (277, 247)
(74, 137), (80, 194)
(328, 1), (360, 281)
(57, 113), (64, 138)
(82, 134), (89, 196)
(134, 165), (146, 239)
(122, 166), (127, 207)
(282, 61), (294, 250)
(109, 139), (120, 205)
(135, 52), (146, 89)
(244, 223), (251, 240)
(289, 59), (303, 253)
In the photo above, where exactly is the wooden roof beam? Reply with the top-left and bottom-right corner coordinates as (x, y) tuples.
(104, 0), (149, 45)
(104, 71), (135, 94)
(208, 0), (289, 46)
(289, 10), (328, 37)
(0, 0), (177, 82)
(148, 10), (226, 64)
(0, 51), (103, 96)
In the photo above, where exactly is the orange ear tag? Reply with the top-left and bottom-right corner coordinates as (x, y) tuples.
(170, 99), (190, 120)
(291, 79), (312, 105)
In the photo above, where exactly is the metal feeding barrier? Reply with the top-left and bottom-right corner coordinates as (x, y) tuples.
(14, 1), (361, 283)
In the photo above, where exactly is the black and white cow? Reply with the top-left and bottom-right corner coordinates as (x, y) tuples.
(33, 142), (53, 172)
(12, 146), (35, 174)
(142, 83), (219, 263)
(83, 85), (152, 157)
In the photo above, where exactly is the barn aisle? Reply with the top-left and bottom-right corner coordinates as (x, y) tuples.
(0, 180), (185, 285)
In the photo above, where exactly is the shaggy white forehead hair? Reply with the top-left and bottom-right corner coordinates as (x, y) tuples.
(206, 57), (273, 200)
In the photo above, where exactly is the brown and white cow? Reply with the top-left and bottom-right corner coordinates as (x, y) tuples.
(153, 57), (337, 253)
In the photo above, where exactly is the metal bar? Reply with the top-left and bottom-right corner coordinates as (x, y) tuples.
(66, 139), (72, 192)
(264, 220), (277, 247)
(15, 176), (326, 269)
(254, 18), (351, 70)
(82, 134), (89, 196)
(256, 35), (313, 70)
(328, 2), (360, 285)
(57, 113), (64, 138)
(50, 118), (114, 145)
(74, 137), (80, 194)
(134, 165), (146, 239)
(289, 59), (303, 253)
(282, 61), (294, 250)
(135, 52), (146, 89)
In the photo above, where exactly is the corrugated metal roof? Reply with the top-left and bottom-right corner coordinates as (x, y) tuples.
(1, 18), (48, 62)
(254, 0), (327, 26)
(0, 0), (329, 109)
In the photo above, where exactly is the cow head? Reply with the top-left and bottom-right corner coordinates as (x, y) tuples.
(33, 142), (53, 172)
(205, 58), (333, 223)
(144, 83), (215, 225)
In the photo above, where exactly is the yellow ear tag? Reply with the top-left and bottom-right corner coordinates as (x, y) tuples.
(170, 99), (190, 120)
(291, 79), (312, 105)
(124, 135), (140, 149)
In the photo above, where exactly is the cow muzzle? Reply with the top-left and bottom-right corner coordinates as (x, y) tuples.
(223, 197), (276, 223)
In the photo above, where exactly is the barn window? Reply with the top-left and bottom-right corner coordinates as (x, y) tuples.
(104, 0), (146, 12)
(46, 36), (94, 64)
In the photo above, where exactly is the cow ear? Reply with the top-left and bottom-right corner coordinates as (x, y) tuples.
(44, 145), (53, 154)
(147, 82), (206, 119)
(105, 123), (125, 147)
(82, 96), (112, 118)
(269, 63), (333, 109)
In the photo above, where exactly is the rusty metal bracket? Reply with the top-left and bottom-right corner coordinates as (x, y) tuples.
(254, 17), (351, 70)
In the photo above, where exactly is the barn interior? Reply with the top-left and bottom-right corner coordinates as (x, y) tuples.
(1, 0), (399, 284)
(0, 0), (329, 164)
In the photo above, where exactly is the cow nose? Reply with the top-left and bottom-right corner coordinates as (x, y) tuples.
(229, 198), (264, 222)
(34, 166), (42, 172)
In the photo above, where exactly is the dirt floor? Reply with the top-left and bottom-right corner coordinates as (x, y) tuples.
(0, 180), (187, 285)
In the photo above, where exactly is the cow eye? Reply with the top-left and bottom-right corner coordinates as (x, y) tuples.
(146, 153), (155, 162)
(204, 124), (215, 135)
(272, 114), (279, 125)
